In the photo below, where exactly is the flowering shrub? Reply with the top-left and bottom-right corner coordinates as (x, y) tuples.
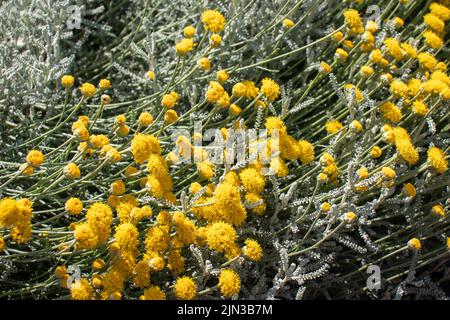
(0, 0), (449, 300)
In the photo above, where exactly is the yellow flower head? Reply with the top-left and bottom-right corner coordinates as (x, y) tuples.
(427, 146), (447, 174)
(175, 38), (195, 56)
(64, 162), (81, 179)
(408, 238), (422, 251)
(261, 77), (280, 101)
(201, 9), (226, 33)
(140, 286), (166, 300)
(325, 120), (343, 134)
(429, 2), (450, 22)
(216, 70), (229, 83)
(218, 269), (241, 298)
(174, 276), (197, 300)
(26, 150), (45, 167)
(381, 167), (396, 180)
(423, 30), (443, 49)
(206, 222), (237, 253)
(138, 112), (154, 127)
(370, 146), (383, 159)
(164, 110), (179, 124)
(210, 33), (222, 47)
(61, 75), (75, 88)
(79, 82), (96, 98)
(384, 38), (404, 61)
(71, 278), (93, 300)
(282, 18), (295, 28)
(402, 183), (416, 198)
(431, 204), (446, 218)
(243, 238), (263, 261)
(198, 57), (212, 71)
(99, 79), (111, 90)
(183, 25), (196, 38)
(424, 13), (445, 32)
(131, 134), (161, 164)
(343, 9), (364, 34)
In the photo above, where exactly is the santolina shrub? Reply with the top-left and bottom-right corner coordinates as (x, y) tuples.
(0, 0), (449, 300)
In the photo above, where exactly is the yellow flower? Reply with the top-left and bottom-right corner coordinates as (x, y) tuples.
(26, 150), (45, 167)
(229, 103), (242, 116)
(423, 30), (443, 49)
(325, 120), (343, 134)
(183, 25), (196, 38)
(140, 286), (166, 300)
(349, 120), (363, 133)
(55, 265), (67, 279)
(369, 49), (383, 64)
(408, 238), (422, 251)
(111, 180), (125, 196)
(79, 82), (96, 98)
(61, 75), (75, 88)
(210, 34), (222, 47)
(427, 146), (447, 174)
(201, 9), (226, 33)
(164, 93), (179, 109)
(198, 57), (212, 71)
(131, 134), (161, 164)
(146, 70), (155, 81)
(197, 161), (215, 180)
(335, 48), (348, 61)
(243, 238), (263, 261)
(206, 222), (237, 253)
(429, 3), (450, 22)
(390, 80), (410, 97)
(239, 167), (265, 194)
(392, 17), (404, 28)
(175, 38), (194, 56)
(298, 140), (315, 164)
(417, 52), (438, 70)
(89, 134), (109, 149)
(344, 211), (357, 223)
(365, 20), (378, 33)
(164, 110), (179, 124)
(402, 183), (416, 197)
(64, 162), (81, 179)
(99, 79), (111, 90)
(380, 101), (402, 123)
(244, 193), (266, 215)
(174, 276), (197, 300)
(114, 222), (139, 252)
(92, 258), (106, 271)
(400, 43), (417, 58)
(115, 114), (126, 126)
(381, 167), (396, 180)
(431, 204), (446, 218)
(138, 112), (154, 127)
(370, 146), (382, 158)
(412, 100), (429, 116)
(360, 66), (374, 77)
(424, 13), (445, 32)
(71, 278), (93, 300)
(0, 236), (4, 252)
(216, 70), (229, 83)
(384, 38), (404, 61)
(320, 202), (331, 212)
(260, 77), (280, 101)
(319, 62), (332, 74)
(282, 18), (295, 28)
(218, 269), (241, 298)
(332, 31), (344, 41)
(343, 9), (364, 34)
(357, 167), (369, 179)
